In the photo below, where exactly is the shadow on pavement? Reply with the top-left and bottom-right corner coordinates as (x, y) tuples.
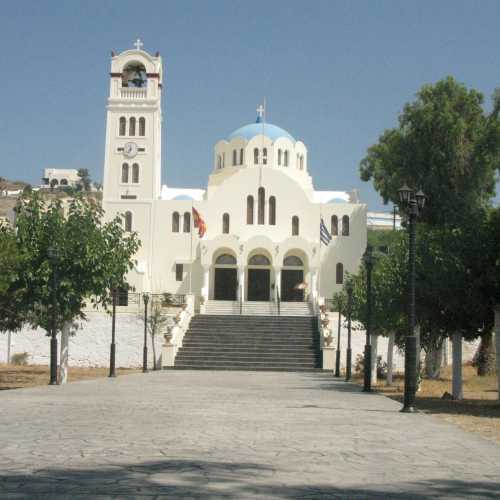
(0, 459), (498, 498)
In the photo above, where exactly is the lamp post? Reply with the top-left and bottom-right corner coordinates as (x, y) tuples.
(345, 280), (354, 382)
(142, 293), (149, 373)
(335, 296), (343, 377)
(363, 245), (375, 392)
(398, 184), (426, 413)
(47, 246), (60, 385)
(109, 288), (117, 378)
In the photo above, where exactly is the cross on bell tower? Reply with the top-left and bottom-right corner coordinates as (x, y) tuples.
(134, 38), (144, 51)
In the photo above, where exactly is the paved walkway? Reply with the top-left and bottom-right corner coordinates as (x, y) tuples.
(0, 370), (499, 499)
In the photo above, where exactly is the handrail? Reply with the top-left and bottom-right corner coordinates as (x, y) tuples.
(276, 286), (281, 316)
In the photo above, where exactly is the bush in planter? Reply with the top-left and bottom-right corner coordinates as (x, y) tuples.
(11, 352), (29, 366)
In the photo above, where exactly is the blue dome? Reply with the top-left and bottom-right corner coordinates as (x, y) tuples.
(228, 122), (295, 143)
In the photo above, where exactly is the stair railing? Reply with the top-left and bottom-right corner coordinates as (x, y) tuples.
(276, 286), (281, 317)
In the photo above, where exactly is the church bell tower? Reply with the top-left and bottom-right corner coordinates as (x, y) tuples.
(102, 39), (163, 203)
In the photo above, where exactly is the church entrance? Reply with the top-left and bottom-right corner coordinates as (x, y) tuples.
(281, 270), (304, 302)
(213, 253), (238, 301)
(247, 269), (270, 301)
(247, 253), (272, 301)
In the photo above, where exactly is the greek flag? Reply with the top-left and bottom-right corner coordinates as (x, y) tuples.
(320, 218), (332, 246)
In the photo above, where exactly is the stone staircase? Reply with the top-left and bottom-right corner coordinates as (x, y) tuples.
(204, 300), (314, 316)
(174, 315), (321, 371)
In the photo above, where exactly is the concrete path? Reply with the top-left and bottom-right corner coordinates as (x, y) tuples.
(0, 370), (499, 499)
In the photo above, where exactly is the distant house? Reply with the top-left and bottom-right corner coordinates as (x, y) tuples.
(367, 211), (401, 231)
(41, 168), (80, 188)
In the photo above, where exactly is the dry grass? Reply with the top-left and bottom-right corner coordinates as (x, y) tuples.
(0, 364), (140, 390)
(356, 365), (500, 444)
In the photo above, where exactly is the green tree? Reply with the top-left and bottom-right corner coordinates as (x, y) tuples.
(11, 193), (140, 381)
(360, 77), (500, 227)
(77, 168), (92, 192)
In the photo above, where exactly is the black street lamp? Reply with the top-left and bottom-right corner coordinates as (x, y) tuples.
(335, 296), (343, 377)
(109, 288), (117, 378)
(143, 293), (149, 373)
(363, 245), (375, 392)
(47, 246), (60, 385)
(345, 280), (354, 382)
(398, 184), (426, 413)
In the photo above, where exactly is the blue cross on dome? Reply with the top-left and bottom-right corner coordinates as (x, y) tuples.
(256, 104), (265, 123)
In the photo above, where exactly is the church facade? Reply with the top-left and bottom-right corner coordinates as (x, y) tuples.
(102, 43), (367, 308)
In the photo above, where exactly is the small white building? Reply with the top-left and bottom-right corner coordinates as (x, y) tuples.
(41, 168), (80, 188)
(102, 42), (367, 308)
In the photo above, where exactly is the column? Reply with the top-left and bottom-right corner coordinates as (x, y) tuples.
(238, 266), (245, 301)
(201, 265), (210, 301)
(274, 266), (282, 301)
(309, 267), (318, 301)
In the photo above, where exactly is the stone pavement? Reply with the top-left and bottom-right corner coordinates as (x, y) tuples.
(0, 371), (499, 499)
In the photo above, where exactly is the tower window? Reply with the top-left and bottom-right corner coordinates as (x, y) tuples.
(278, 149), (282, 166)
(121, 163), (129, 183)
(247, 195), (254, 224)
(139, 117), (146, 136)
(258, 187), (265, 225)
(342, 215), (350, 236)
(331, 215), (338, 236)
(292, 215), (299, 236)
(175, 264), (183, 282)
(217, 155), (222, 169)
(232, 149), (237, 166)
(129, 117), (136, 136)
(254, 148), (259, 164)
(269, 196), (276, 225)
(183, 212), (191, 233)
(284, 150), (289, 167)
(222, 213), (230, 234)
(119, 117), (126, 136)
(239, 148), (244, 165)
(263, 148), (268, 165)
(172, 212), (180, 233)
(336, 263), (344, 284)
(132, 163), (139, 183)
(122, 62), (147, 88)
(124, 211), (133, 232)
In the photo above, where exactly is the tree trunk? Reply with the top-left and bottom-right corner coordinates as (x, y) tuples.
(476, 330), (496, 376)
(386, 331), (394, 386)
(452, 332), (463, 400)
(370, 334), (378, 385)
(59, 321), (70, 384)
(151, 332), (157, 370)
(442, 338), (449, 367)
(424, 340), (443, 379)
(495, 307), (500, 402)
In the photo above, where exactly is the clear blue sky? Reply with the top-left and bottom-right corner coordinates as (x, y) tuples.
(1, 0), (499, 210)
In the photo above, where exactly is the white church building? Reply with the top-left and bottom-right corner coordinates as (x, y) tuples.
(102, 42), (367, 310)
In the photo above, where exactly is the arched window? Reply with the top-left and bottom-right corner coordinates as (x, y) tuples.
(283, 255), (303, 266)
(119, 117), (126, 136)
(248, 254), (271, 266)
(263, 148), (268, 165)
(132, 163), (139, 183)
(278, 149), (282, 165)
(216, 254), (237, 265)
(239, 148), (244, 165)
(300, 155), (304, 170)
(129, 117), (136, 136)
(124, 211), (133, 232)
(183, 212), (191, 233)
(139, 117), (145, 136)
(60, 178), (68, 186)
(232, 149), (237, 166)
(222, 153), (225, 168)
(342, 215), (350, 236)
(172, 212), (180, 233)
(258, 187), (265, 225)
(121, 163), (129, 183)
(222, 213), (230, 234)
(292, 216), (299, 236)
(331, 215), (338, 236)
(284, 150), (289, 166)
(217, 155), (222, 169)
(254, 148), (259, 164)
(269, 196), (276, 225)
(247, 195), (254, 224)
(336, 263), (344, 284)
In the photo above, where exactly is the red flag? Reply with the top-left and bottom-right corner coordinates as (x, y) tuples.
(192, 207), (207, 238)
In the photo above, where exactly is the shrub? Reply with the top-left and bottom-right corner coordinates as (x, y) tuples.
(11, 352), (29, 365)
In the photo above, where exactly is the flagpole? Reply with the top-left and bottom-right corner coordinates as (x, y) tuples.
(189, 200), (193, 295)
(318, 204), (322, 298)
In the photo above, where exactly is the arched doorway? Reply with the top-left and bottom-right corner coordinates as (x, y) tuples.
(281, 255), (305, 302)
(213, 253), (237, 300)
(247, 253), (271, 301)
